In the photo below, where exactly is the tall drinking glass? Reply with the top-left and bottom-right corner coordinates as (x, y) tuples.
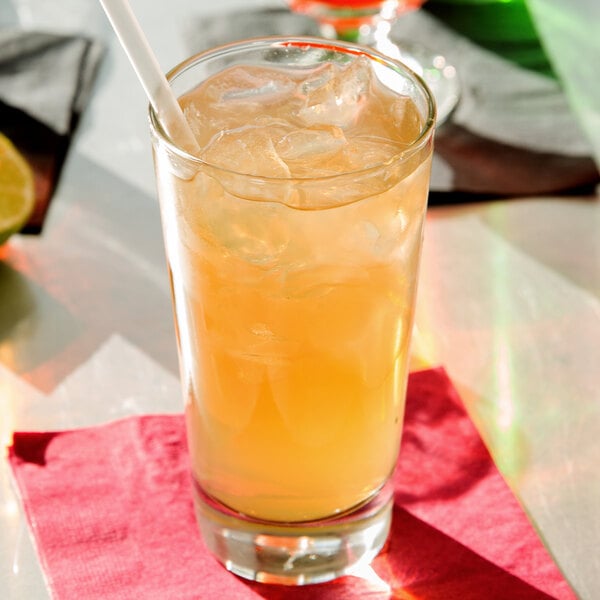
(149, 37), (435, 585)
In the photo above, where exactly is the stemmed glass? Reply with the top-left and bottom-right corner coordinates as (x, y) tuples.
(287, 0), (460, 123)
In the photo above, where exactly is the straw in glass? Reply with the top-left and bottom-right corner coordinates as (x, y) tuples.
(99, 0), (200, 154)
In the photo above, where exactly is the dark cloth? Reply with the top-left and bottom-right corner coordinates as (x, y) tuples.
(0, 31), (103, 232)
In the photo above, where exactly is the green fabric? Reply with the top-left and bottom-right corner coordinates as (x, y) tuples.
(425, 0), (556, 78)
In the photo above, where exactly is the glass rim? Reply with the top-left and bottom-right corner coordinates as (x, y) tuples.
(148, 36), (436, 183)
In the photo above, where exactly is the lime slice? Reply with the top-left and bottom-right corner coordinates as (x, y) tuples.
(0, 132), (35, 246)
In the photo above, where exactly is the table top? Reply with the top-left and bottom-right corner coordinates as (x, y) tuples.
(1, 1), (599, 598)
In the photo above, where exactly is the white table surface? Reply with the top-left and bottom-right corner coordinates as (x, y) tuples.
(1, 1), (599, 598)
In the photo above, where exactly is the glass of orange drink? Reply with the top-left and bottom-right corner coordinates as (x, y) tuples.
(149, 37), (435, 585)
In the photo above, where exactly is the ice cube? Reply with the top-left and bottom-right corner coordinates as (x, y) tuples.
(341, 135), (404, 171)
(201, 124), (292, 178)
(277, 125), (346, 161)
(282, 264), (370, 300)
(389, 97), (423, 144)
(275, 125), (348, 177)
(212, 66), (297, 106)
(179, 66), (297, 147)
(182, 101), (212, 147)
(296, 58), (372, 128)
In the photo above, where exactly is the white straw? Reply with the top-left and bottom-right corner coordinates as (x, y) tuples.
(99, 0), (200, 154)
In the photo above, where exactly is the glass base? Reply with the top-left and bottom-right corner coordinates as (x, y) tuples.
(193, 481), (393, 585)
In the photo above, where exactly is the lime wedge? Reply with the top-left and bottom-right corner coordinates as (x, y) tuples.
(0, 132), (35, 246)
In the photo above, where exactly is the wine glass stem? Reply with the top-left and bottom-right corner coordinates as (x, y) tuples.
(319, 19), (393, 49)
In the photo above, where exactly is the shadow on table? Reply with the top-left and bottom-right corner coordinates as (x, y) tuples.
(0, 260), (82, 388)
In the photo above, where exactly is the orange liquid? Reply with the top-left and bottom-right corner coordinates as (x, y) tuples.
(160, 61), (432, 522)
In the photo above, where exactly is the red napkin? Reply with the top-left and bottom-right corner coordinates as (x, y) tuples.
(7, 367), (576, 599)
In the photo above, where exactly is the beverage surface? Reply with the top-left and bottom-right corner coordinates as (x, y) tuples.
(179, 57), (424, 186)
(165, 57), (432, 522)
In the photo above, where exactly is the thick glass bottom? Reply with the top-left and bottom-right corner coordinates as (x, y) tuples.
(193, 480), (393, 585)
